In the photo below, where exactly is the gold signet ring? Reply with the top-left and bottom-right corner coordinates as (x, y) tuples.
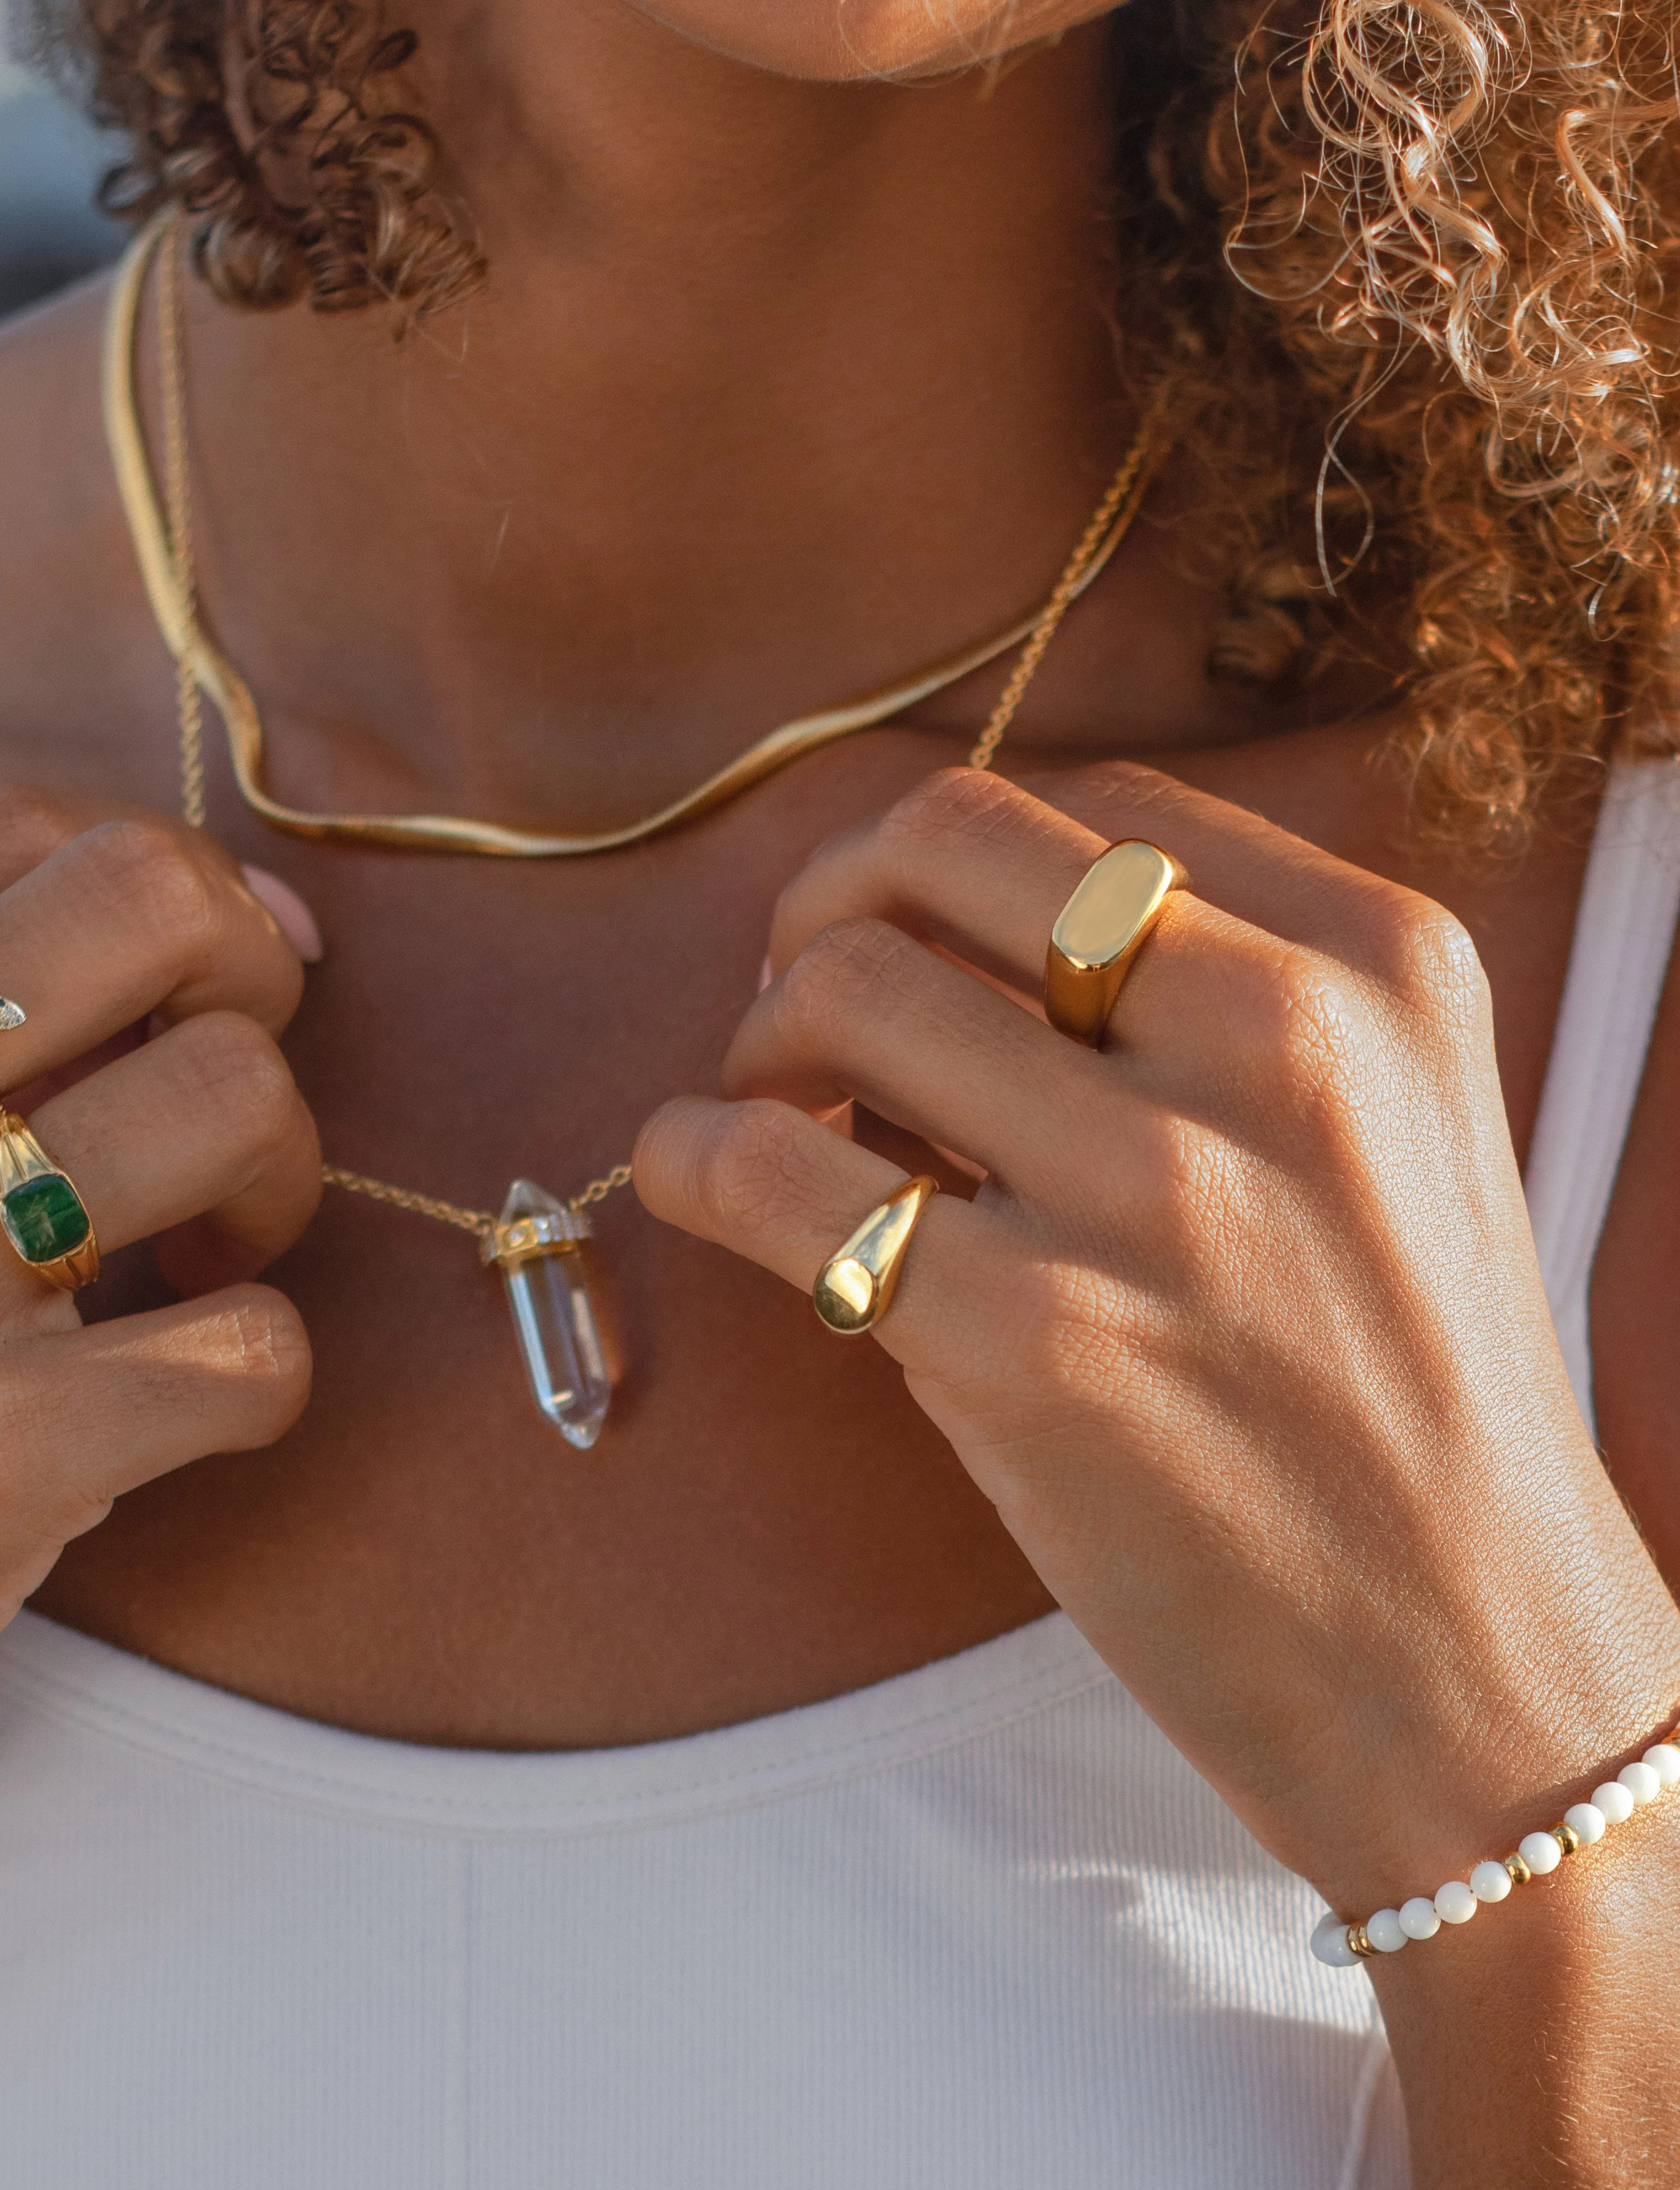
(1044, 839), (1186, 1046)
(813, 1175), (938, 1336)
(0, 1112), (99, 1291)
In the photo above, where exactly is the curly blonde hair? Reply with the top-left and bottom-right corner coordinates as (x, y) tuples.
(1130, 0), (1680, 837)
(21, 0), (1680, 838)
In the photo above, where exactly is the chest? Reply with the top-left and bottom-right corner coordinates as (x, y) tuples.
(30, 687), (1680, 1732)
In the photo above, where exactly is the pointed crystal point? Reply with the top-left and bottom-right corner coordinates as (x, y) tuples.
(488, 1179), (611, 1449)
(0, 999), (25, 1030)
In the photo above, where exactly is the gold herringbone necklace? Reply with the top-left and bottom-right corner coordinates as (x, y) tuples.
(102, 211), (1161, 1445)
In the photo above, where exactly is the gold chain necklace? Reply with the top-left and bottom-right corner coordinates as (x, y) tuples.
(101, 210), (1161, 1446)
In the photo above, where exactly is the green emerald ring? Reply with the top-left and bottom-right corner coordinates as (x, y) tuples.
(0, 1112), (99, 1291)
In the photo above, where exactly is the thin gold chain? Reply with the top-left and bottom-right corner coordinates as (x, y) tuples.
(319, 1160), (636, 1234)
(161, 223), (207, 832)
(319, 1166), (497, 1238)
(570, 1163), (637, 1209)
(158, 233), (1157, 1239)
(967, 402), (1160, 770)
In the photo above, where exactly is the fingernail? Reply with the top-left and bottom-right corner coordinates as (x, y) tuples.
(242, 865), (324, 964)
(758, 953), (774, 994)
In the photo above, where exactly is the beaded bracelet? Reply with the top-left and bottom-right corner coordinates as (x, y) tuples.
(1310, 1725), (1680, 1966)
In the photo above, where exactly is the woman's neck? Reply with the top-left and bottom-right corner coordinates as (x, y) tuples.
(171, 4), (1132, 825)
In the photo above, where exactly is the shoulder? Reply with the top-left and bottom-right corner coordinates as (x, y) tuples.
(0, 269), (176, 808)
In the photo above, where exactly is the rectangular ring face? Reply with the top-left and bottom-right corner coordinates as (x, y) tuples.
(2, 1173), (91, 1264)
(1051, 840), (1178, 972)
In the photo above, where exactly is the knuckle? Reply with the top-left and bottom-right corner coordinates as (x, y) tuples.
(0, 1286), (313, 1548)
(876, 765), (1025, 863)
(689, 1099), (819, 1237)
(165, 1010), (303, 1137)
(217, 1288), (313, 1399)
(1052, 757), (1198, 836)
(1372, 891), (1490, 1023)
(73, 816), (221, 954)
(776, 918), (913, 1044)
(171, 1288), (314, 1446)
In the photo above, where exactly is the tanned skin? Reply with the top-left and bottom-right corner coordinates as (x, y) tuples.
(0, 6), (1673, 2178)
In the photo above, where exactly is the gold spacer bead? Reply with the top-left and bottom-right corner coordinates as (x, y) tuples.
(1551, 1822), (1582, 1858)
(1347, 1922), (1376, 1959)
(1502, 1852), (1533, 1886)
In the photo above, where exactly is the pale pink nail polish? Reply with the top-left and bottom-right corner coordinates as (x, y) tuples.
(242, 865), (324, 964)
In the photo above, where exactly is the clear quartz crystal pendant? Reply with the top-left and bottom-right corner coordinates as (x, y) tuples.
(484, 1179), (612, 1449)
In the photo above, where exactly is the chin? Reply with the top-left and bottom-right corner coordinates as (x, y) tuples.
(628, 0), (1123, 80)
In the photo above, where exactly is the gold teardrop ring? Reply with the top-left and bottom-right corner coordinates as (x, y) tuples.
(0, 1113), (99, 1292)
(812, 1175), (938, 1336)
(1044, 839), (1187, 1046)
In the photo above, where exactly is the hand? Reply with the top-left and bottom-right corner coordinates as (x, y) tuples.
(639, 759), (1680, 2179)
(637, 760), (1680, 1910)
(0, 789), (319, 1627)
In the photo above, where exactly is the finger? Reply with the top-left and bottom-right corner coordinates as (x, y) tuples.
(0, 783), (137, 891)
(1, 1285), (311, 1591)
(0, 815), (305, 1091)
(723, 916), (1116, 1194)
(760, 867), (1366, 1170)
(240, 867), (324, 964)
(770, 766), (1438, 998)
(768, 768), (1101, 997)
(633, 1093), (989, 1370)
(0, 1011), (321, 1307)
(0, 788), (321, 1001)
(1028, 758), (1444, 979)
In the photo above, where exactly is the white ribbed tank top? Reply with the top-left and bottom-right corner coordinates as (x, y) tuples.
(1, 763), (1675, 2190)
(1524, 761), (1680, 1431)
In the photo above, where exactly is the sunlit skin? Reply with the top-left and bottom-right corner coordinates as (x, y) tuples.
(628, 0), (1120, 75)
(0, 0), (1676, 2177)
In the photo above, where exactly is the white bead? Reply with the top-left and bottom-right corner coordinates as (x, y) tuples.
(1399, 1895), (1442, 1940)
(1469, 1859), (1511, 1903)
(1519, 1829), (1562, 1874)
(1618, 1761), (1662, 1806)
(1563, 1802), (1607, 1845)
(1593, 1780), (1635, 1825)
(1641, 1743), (1680, 1788)
(1365, 1907), (1407, 1954)
(1310, 1913), (1361, 1967)
(1434, 1879), (1478, 1924)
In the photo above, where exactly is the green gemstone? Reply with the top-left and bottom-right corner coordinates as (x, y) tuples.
(3, 1173), (90, 1264)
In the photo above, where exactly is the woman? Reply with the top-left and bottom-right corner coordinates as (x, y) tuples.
(0, 0), (1673, 2179)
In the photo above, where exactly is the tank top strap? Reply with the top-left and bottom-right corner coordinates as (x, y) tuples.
(1525, 758), (1680, 1434)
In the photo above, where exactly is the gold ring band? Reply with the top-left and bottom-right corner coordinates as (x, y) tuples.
(813, 1175), (937, 1336)
(0, 1112), (99, 1292)
(1044, 839), (1186, 1046)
